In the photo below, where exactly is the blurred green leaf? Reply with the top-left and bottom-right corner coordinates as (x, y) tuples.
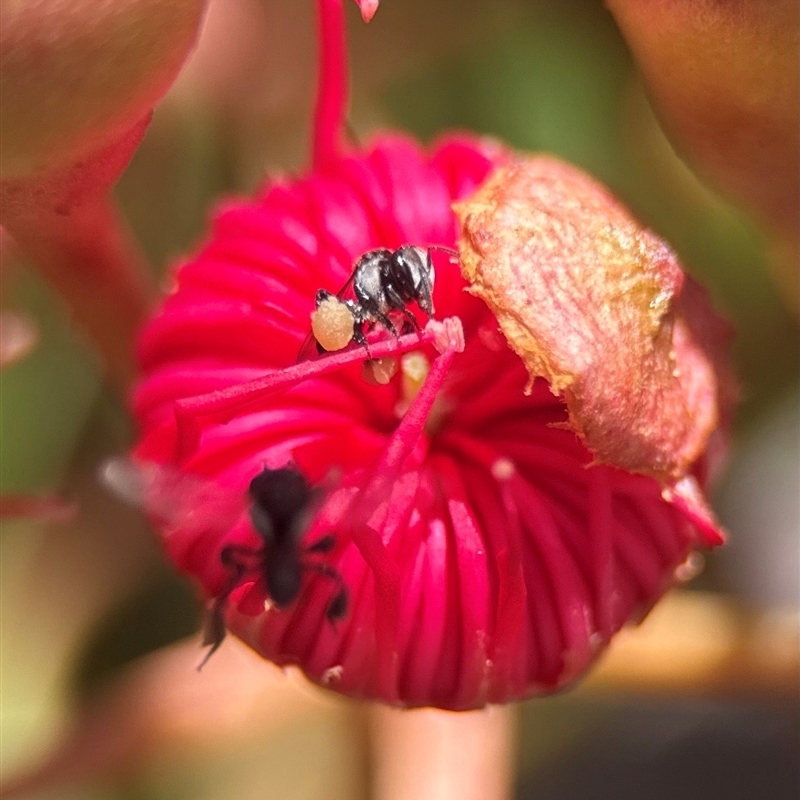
(0, 268), (101, 493)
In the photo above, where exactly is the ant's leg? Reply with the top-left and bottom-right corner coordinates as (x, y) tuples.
(306, 533), (336, 554)
(305, 561), (349, 622)
(197, 544), (260, 670)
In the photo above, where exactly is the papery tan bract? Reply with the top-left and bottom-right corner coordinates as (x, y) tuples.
(455, 155), (733, 484)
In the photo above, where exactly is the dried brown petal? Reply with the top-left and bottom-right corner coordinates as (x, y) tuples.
(455, 155), (732, 483)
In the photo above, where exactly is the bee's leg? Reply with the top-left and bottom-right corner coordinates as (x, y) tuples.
(401, 308), (423, 334)
(382, 286), (421, 332)
(374, 311), (399, 337)
(297, 331), (327, 363)
(383, 283), (405, 310)
(197, 544), (259, 670)
(352, 323), (376, 361)
(384, 287), (425, 335)
(410, 249), (436, 316)
(417, 266), (435, 317)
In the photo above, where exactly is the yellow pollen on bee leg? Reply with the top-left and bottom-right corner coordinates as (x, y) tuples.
(311, 296), (355, 352)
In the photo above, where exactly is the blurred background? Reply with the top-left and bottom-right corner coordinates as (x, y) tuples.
(1, 0), (797, 798)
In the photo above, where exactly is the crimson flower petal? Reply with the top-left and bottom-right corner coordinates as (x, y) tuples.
(132, 133), (730, 710)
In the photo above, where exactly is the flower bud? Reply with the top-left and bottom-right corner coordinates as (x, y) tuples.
(606, 0), (799, 238)
(1, 0), (207, 179)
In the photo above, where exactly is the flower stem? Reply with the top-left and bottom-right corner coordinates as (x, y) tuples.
(2, 195), (154, 391)
(1, 115), (155, 392)
(313, 0), (349, 170)
(370, 705), (517, 800)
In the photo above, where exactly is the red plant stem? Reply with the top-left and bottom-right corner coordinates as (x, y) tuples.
(313, 0), (349, 170)
(2, 195), (154, 391)
(174, 325), (445, 464)
(0, 494), (75, 522)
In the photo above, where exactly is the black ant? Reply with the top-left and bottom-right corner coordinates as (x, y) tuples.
(300, 244), (457, 358)
(98, 457), (347, 669)
(200, 465), (347, 668)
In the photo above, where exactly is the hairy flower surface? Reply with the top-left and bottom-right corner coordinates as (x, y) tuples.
(131, 0), (732, 710)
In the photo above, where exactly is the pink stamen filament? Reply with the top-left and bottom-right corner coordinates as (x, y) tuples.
(173, 320), (460, 463)
(313, 0), (349, 170)
(355, 0), (379, 22)
(334, 329), (463, 701)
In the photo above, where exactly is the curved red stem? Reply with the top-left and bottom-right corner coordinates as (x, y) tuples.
(313, 0), (349, 170)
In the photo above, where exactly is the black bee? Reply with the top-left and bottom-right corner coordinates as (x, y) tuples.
(200, 465), (347, 667)
(301, 244), (454, 358)
(99, 458), (347, 669)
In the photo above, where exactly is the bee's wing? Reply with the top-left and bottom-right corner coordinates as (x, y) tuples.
(99, 455), (150, 508)
(333, 269), (358, 302)
(99, 456), (244, 532)
(297, 330), (324, 363)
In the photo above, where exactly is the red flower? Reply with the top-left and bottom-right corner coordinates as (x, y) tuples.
(131, 0), (731, 710)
